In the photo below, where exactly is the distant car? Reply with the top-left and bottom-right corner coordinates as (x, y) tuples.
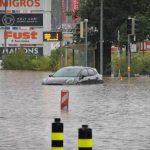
(42, 66), (104, 85)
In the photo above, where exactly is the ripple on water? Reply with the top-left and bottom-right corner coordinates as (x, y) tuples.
(0, 71), (150, 150)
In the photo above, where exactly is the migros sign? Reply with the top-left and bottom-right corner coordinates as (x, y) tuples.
(0, 30), (43, 44)
(0, 0), (43, 10)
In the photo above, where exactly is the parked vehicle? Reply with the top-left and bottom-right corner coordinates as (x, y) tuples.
(42, 66), (103, 85)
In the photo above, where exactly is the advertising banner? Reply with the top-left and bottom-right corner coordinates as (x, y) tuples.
(63, 32), (73, 43)
(138, 41), (150, 51)
(0, 0), (43, 10)
(72, 0), (80, 12)
(0, 29), (43, 44)
(0, 47), (43, 57)
(0, 13), (43, 26)
(72, 0), (80, 22)
(61, 0), (65, 23)
(146, 41), (150, 50)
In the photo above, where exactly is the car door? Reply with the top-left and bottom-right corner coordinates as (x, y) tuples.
(87, 68), (98, 84)
(79, 68), (90, 84)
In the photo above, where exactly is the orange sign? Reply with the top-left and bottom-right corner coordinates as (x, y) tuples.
(0, 0), (40, 7)
(0, 0), (42, 10)
(5, 31), (38, 39)
(0, 29), (43, 44)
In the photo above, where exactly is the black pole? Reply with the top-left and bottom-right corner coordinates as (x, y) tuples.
(100, 0), (103, 75)
(72, 49), (74, 66)
(4, 0), (7, 54)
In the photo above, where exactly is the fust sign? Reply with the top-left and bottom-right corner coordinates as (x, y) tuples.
(0, 29), (43, 44)
(5, 31), (38, 39)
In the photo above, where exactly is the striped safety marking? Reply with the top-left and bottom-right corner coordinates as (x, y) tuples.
(51, 147), (64, 150)
(51, 133), (64, 140)
(78, 139), (93, 148)
(61, 92), (69, 104)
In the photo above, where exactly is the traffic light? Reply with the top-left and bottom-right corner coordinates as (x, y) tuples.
(134, 18), (139, 34)
(127, 17), (139, 35)
(80, 21), (84, 38)
(73, 22), (84, 43)
(75, 23), (80, 36)
(127, 18), (132, 34)
(75, 22), (84, 38)
(73, 23), (80, 43)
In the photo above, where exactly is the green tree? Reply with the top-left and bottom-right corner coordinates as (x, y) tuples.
(79, 0), (150, 43)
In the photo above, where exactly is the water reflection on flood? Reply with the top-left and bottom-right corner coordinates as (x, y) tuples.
(0, 70), (150, 150)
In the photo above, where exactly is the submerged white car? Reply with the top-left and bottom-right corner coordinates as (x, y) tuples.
(42, 66), (103, 85)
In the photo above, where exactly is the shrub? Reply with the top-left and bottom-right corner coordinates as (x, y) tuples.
(2, 49), (32, 70)
(112, 51), (150, 76)
(49, 48), (61, 71)
(2, 49), (50, 71)
(2, 48), (63, 71)
(31, 56), (50, 71)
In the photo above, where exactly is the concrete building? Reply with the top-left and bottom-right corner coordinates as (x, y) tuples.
(0, 0), (51, 57)
(0, 0), (78, 58)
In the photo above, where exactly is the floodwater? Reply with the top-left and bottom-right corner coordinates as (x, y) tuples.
(0, 70), (150, 150)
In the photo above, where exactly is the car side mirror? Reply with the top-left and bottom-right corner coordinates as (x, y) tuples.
(49, 74), (53, 77)
(79, 75), (85, 80)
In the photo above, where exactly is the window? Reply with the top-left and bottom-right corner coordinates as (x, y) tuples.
(87, 68), (96, 76)
(81, 69), (88, 77)
(53, 68), (81, 77)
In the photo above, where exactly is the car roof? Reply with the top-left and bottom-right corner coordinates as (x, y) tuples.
(63, 66), (96, 69)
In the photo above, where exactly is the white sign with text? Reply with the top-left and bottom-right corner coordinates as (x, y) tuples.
(0, 29), (43, 44)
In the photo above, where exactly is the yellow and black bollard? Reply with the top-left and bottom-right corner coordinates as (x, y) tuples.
(78, 125), (93, 150)
(51, 118), (64, 150)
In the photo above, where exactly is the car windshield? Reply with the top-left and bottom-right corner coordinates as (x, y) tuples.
(53, 68), (81, 77)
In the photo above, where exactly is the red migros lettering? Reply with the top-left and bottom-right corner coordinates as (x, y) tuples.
(34, 0), (40, 7)
(0, 0), (40, 7)
(5, 31), (38, 39)
(26, 0), (34, 7)
(12, 0), (21, 7)
(0, 0), (5, 7)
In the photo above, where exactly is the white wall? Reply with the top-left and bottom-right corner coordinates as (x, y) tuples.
(43, 0), (52, 56)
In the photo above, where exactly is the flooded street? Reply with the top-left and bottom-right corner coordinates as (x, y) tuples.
(0, 70), (150, 150)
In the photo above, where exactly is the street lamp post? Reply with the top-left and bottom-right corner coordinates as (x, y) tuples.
(100, 0), (103, 75)
(127, 34), (131, 80)
(60, 0), (63, 67)
(84, 19), (88, 67)
(4, 0), (7, 55)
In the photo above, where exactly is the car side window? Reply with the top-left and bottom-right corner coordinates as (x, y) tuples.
(81, 69), (88, 77)
(87, 68), (96, 76)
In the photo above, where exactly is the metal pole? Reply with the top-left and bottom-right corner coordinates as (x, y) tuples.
(4, 0), (7, 55)
(60, 0), (63, 67)
(100, 0), (103, 75)
(64, 0), (69, 66)
(118, 30), (121, 78)
(60, 35), (63, 67)
(84, 19), (88, 67)
(66, 0), (68, 27)
(127, 34), (131, 80)
(72, 49), (74, 66)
